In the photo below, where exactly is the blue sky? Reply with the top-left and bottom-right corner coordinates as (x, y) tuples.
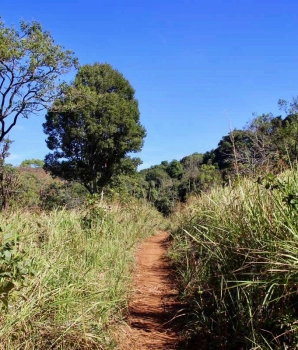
(1, 0), (298, 168)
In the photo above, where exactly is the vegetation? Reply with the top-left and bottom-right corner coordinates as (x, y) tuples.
(0, 19), (77, 141)
(43, 63), (146, 197)
(0, 152), (87, 211)
(113, 107), (298, 216)
(20, 159), (44, 168)
(0, 199), (164, 349)
(170, 171), (298, 348)
(3, 14), (298, 350)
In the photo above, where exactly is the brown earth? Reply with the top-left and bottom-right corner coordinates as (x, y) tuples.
(117, 231), (188, 350)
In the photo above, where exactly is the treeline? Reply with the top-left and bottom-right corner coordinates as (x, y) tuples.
(120, 104), (298, 215)
(3, 104), (298, 214)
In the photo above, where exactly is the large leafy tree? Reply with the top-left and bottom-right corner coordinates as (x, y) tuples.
(43, 63), (146, 195)
(0, 19), (77, 141)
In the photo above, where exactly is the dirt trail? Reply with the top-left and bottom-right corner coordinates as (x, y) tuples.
(118, 231), (185, 350)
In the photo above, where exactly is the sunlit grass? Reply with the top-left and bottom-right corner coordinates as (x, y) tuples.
(170, 171), (298, 348)
(0, 199), (165, 349)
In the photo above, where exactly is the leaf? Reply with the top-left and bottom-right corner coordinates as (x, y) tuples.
(0, 272), (12, 278)
(3, 250), (11, 261)
(0, 297), (8, 310)
(3, 232), (14, 242)
(0, 281), (14, 294)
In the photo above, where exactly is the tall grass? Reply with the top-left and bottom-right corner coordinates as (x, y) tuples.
(170, 171), (298, 349)
(0, 199), (164, 349)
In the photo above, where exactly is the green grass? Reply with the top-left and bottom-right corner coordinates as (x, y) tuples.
(170, 171), (298, 349)
(0, 198), (165, 349)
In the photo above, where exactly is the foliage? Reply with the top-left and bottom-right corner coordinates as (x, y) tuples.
(212, 129), (253, 173)
(0, 230), (33, 311)
(104, 98), (298, 216)
(1, 165), (88, 210)
(40, 181), (88, 210)
(0, 201), (165, 349)
(193, 108), (298, 183)
(0, 139), (21, 210)
(277, 113), (298, 163)
(132, 155), (221, 215)
(170, 170), (298, 348)
(139, 164), (177, 215)
(43, 63), (146, 195)
(10, 167), (56, 209)
(20, 159), (44, 168)
(166, 159), (183, 179)
(0, 19), (77, 141)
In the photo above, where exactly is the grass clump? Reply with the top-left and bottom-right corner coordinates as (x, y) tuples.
(0, 198), (164, 349)
(170, 171), (298, 349)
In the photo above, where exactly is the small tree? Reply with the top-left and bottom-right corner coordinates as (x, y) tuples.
(0, 19), (77, 141)
(44, 63), (146, 197)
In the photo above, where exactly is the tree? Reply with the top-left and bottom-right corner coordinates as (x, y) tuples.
(277, 97), (298, 164)
(20, 159), (44, 168)
(0, 19), (77, 141)
(166, 159), (183, 179)
(181, 153), (203, 171)
(278, 114), (298, 162)
(214, 129), (253, 171)
(43, 63), (146, 196)
(244, 113), (281, 173)
(178, 153), (206, 199)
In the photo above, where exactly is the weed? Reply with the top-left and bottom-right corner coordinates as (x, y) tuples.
(0, 199), (165, 349)
(170, 170), (298, 348)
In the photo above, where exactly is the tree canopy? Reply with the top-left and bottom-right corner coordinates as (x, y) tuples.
(20, 159), (44, 168)
(0, 19), (77, 141)
(44, 63), (146, 195)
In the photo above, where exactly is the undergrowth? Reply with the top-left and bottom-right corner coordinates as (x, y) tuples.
(0, 197), (164, 349)
(170, 170), (298, 349)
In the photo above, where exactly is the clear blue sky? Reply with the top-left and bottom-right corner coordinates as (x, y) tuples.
(1, 0), (298, 168)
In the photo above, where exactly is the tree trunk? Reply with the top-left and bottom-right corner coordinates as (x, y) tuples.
(92, 179), (98, 194)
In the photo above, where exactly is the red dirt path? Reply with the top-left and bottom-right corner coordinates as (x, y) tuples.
(117, 231), (186, 350)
